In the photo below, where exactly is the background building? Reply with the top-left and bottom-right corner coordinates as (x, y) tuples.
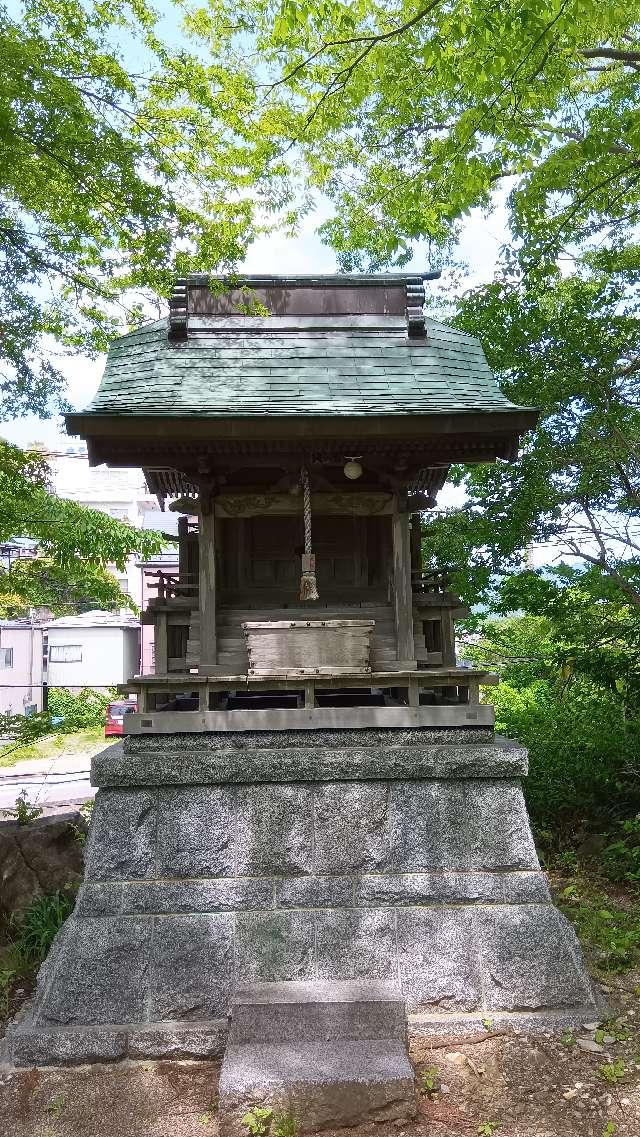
(45, 611), (140, 693)
(50, 446), (162, 606)
(0, 619), (44, 716)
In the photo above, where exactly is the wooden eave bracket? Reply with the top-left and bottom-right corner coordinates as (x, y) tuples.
(406, 279), (426, 337)
(168, 278), (188, 341)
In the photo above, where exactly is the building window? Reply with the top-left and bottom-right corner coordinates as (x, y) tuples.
(0, 647), (13, 668)
(117, 577), (130, 595)
(49, 644), (82, 663)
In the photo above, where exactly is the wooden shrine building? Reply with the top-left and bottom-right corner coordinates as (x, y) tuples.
(67, 273), (537, 733)
(11, 273), (604, 1081)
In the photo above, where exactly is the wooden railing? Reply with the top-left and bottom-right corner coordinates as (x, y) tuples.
(147, 571), (198, 602)
(411, 570), (450, 592)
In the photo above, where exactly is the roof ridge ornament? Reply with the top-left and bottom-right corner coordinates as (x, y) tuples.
(168, 278), (188, 341)
(406, 278), (427, 338)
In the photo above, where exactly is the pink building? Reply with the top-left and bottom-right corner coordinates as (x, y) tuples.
(0, 620), (45, 716)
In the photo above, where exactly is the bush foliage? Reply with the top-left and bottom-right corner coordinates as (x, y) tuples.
(46, 687), (113, 733)
(462, 591), (640, 836)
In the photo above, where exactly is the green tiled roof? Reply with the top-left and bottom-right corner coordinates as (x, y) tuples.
(83, 315), (523, 418)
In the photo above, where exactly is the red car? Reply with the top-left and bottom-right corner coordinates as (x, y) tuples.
(105, 699), (138, 737)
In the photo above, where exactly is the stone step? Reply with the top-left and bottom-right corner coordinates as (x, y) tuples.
(229, 980), (407, 1045)
(219, 1038), (417, 1135)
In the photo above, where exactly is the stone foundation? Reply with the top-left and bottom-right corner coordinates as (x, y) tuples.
(5, 728), (604, 1065)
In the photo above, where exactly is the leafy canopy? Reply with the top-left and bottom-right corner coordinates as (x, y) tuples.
(462, 603), (640, 829)
(0, 440), (163, 613)
(424, 265), (640, 609)
(0, 0), (279, 407)
(199, 0), (640, 271)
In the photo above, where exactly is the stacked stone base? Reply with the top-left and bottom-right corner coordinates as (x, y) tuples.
(219, 981), (416, 1133)
(5, 728), (604, 1066)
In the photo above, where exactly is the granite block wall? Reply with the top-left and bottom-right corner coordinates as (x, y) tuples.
(5, 730), (604, 1065)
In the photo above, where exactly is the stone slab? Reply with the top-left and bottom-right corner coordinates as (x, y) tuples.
(315, 909), (398, 981)
(33, 917), (152, 1027)
(125, 1019), (228, 1059)
(397, 906), (484, 1012)
(236, 785), (313, 875)
(235, 912), (316, 983)
(120, 878), (273, 915)
(354, 870), (550, 906)
(218, 1039), (417, 1134)
(84, 790), (157, 880)
(125, 728), (494, 753)
(479, 905), (596, 1011)
(6, 1019), (228, 1066)
(149, 913), (235, 1021)
(388, 780), (538, 871)
(6, 1025), (128, 1066)
(94, 731), (527, 787)
(409, 1004), (610, 1037)
(275, 876), (353, 908)
(229, 981), (407, 1044)
(314, 783), (390, 873)
(156, 786), (235, 877)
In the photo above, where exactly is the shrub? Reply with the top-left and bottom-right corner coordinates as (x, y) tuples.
(12, 889), (76, 966)
(490, 678), (640, 831)
(46, 687), (113, 733)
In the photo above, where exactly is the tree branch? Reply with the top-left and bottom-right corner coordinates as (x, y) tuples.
(580, 47), (640, 65)
(272, 0), (443, 90)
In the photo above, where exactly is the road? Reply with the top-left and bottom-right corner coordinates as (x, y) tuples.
(0, 742), (121, 811)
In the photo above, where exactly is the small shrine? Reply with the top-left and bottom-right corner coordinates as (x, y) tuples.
(73, 272), (535, 728)
(7, 275), (603, 1116)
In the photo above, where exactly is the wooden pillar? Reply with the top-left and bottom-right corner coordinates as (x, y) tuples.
(410, 515), (422, 581)
(198, 498), (217, 673)
(178, 515), (188, 590)
(154, 612), (168, 676)
(440, 607), (456, 666)
(391, 498), (415, 663)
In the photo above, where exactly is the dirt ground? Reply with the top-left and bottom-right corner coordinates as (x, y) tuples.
(2, 971), (639, 1137)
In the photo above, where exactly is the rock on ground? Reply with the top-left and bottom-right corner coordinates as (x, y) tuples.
(0, 812), (87, 923)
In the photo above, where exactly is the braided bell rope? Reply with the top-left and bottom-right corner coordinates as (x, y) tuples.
(299, 465), (319, 600)
(302, 466), (312, 554)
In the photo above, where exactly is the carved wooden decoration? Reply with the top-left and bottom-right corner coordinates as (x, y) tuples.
(406, 279), (426, 337)
(214, 492), (394, 517)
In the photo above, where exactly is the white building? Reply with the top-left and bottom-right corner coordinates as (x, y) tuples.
(49, 446), (162, 606)
(45, 611), (140, 693)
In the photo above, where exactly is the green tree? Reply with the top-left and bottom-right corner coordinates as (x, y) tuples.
(0, 0), (276, 406)
(0, 440), (162, 612)
(424, 266), (640, 613)
(463, 601), (640, 828)
(200, 0), (640, 271)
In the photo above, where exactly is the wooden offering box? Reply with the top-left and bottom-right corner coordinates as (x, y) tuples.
(243, 619), (374, 676)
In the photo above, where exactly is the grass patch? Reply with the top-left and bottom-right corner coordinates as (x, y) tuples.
(0, 727), (113, 769)
(12, 889), (76, 966)
(554, 873), (640, 973)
